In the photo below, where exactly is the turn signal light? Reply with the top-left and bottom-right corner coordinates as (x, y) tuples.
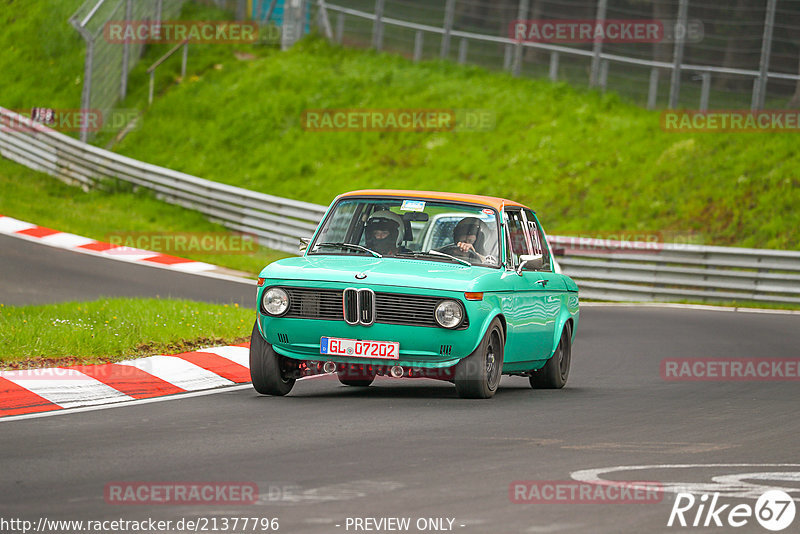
(464, 292), (483, 301)
(257, 277), (266, 286)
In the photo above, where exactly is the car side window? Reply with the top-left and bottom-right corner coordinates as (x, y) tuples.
(503, 209), (532, 268)
(523, 209), (551, 271)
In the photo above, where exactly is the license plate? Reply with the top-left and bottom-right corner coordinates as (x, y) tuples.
(320, 337), (400, 360)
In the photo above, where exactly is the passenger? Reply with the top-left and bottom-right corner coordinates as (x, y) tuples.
(364, 211), (407, 256)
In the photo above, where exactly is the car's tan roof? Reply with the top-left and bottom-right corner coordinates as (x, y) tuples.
(338, 189), (528, 211)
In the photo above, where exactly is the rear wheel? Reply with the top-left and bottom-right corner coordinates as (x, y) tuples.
(249, 322), (295, 396)
(530, 322), (571, 389)
(455, 318), (504, 399)
(337, 366), (376, 387)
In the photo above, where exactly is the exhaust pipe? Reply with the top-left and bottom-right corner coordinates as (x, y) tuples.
(390, 365), (404, 378)
(323, 361), (337, 374)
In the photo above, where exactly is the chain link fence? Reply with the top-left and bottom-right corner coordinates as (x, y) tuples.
(69, 0), (189, 142)
(317, 0), (800, 111)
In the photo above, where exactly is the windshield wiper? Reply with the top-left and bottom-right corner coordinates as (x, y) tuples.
(399, 250), (471, 267)
(313, 242), (382, 258)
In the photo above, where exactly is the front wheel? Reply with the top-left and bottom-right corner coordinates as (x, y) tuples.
(530, 322), (571, 389)
(454, 318), (504, 399)
(249, 322), (295, 396)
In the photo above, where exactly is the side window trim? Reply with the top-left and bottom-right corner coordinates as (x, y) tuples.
(503, 208), (534, 269)
(522, 209), (552, 272)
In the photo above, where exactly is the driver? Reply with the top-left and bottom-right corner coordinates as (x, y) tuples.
(364, 210), (406, 256)
(441, 217), (488, 263)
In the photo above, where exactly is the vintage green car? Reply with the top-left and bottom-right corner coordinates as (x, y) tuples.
(250, 190), (579, 398)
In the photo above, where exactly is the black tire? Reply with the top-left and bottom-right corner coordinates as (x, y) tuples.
(249, 322), (295, 396)
(454, 318), (504, 399)
(337, 367), (376, 387)
(530, 322), (571, 389)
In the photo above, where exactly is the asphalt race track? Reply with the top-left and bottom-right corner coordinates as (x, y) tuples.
(0, 234), (254, 306)
(2, 235), (799, 533)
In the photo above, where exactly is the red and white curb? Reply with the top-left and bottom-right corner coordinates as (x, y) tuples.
(0, 214), (223, 275)
(0, 343), (252, 418)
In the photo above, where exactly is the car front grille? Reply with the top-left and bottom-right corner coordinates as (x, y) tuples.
(281, 287), (468, 329)
(284, 287), (342, 320)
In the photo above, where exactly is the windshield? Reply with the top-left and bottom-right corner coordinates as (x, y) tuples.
(310, 198), (501, 267)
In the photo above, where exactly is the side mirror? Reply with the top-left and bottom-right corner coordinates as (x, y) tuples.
(299, 237), (312, 252)
(516, 253), (543, 275)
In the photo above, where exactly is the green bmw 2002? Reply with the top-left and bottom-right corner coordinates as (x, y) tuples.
(250, 189), (579, 399)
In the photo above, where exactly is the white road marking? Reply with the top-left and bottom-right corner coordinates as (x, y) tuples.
(255, 480), (404, 505)
(571, 464), (800, 501)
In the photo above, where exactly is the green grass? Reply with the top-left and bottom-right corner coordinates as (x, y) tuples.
(0, 297), (254, 368)
(0, 0), (86, 112)
(110, 36), (800, 251)
(0, 0), (277, 143)
(0, 158), (290, 274)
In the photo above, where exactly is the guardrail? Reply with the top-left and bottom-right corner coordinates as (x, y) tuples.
(2, 106), (800, 304)
(0, 107), (326, 253)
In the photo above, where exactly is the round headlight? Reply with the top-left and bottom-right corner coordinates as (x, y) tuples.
(434, 300), (464, 329)
(262, 287), (289, 316)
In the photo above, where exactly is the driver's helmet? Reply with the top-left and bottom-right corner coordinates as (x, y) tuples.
(453, 217), (487, 254)
(365, 210), (404, 255)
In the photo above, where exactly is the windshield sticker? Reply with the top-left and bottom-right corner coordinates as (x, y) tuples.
(482, 208), (494, 216)
(401, 200), (426, 212)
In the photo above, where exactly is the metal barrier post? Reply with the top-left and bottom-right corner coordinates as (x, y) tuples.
(589, 0), (608, 87)
(647, 68), (659, 110)
(414, 30), (424, 62)
(372, 0), (385, 50)
(549, 51), (559, 81)
(599, 60), (609, 92)
(317, 0), (334, 39)
(149, 72), (155, 105)
(336, 13), (344, 44)
(752, 0), (777, 110)
(512, 0), (529, 77)
(120, 0), (133, 100)
(69, 19), (94, 144)
(458, 38), (468, 64)
(700, 72), (711, 111)
(668, 0), (689, 108)
(441, 0), (456, 59)
(181, 42), (188, 78)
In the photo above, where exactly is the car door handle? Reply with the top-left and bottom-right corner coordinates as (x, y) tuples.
(535, 279), (548, 287)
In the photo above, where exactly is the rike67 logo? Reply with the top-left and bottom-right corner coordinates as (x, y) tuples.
(668, 490), (796, 531)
